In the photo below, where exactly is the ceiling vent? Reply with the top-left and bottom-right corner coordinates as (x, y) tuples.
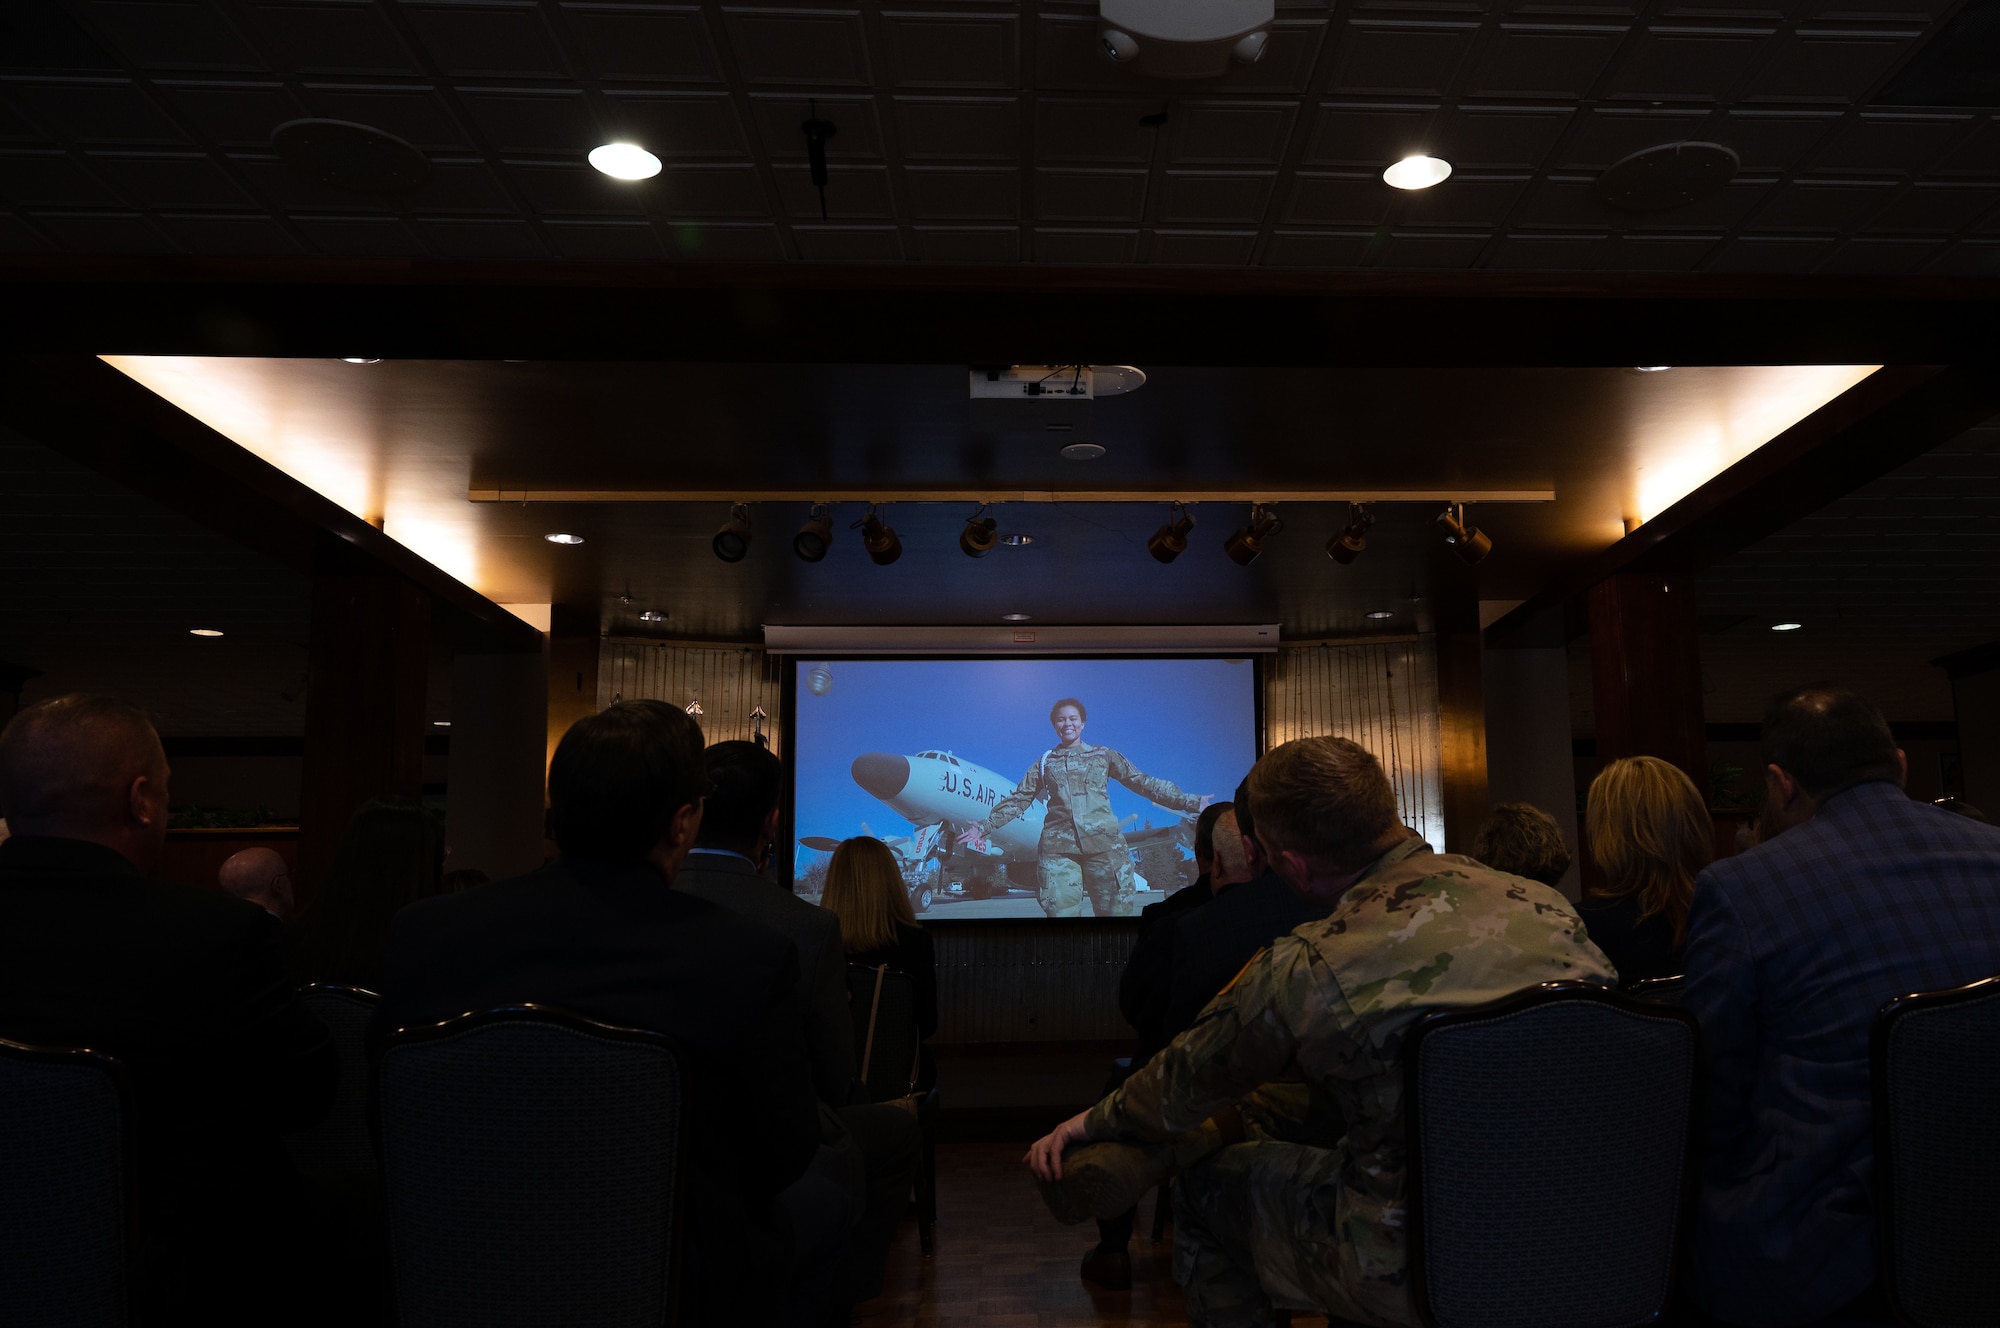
(1097, 0), (1274, 79)
(1594, 141), (1739, 212)
(273, 119), (431, 195)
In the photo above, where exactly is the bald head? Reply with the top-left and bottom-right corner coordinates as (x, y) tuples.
(0, 695), (171, 870)
(1211, 808), (1251, 887)
(220, 847), (293, 919)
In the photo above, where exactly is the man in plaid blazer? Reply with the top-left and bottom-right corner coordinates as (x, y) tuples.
(1683, 683), (2000, 1327)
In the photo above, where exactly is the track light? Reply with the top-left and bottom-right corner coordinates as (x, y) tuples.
(712, 503), (752, 562)
(1326, 503), (1375, 565)
(857, 505), (901, 566)
(960, 505), (998, 558)
(1437, 503), (1493, 566)
(1223, 504), (1283, 567)
(794, 504), (833, 562)
(1147, 502), (1195, 564)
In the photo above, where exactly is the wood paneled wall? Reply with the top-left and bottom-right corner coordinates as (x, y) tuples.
(933, 922), (1135, 1044)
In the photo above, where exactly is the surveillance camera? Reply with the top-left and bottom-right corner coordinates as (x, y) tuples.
(1100, 27), (1139, 62)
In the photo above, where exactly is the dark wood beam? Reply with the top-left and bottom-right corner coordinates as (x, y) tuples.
(0, 259), (1996, 366)
(1487, 360), (2000, 645)
(0, 355), (540, 654)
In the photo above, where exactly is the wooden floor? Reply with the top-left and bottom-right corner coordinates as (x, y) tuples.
(852, 1142), (1335, 1328)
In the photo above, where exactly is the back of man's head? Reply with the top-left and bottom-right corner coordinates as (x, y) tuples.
(547, 701), (705, 864)
(1247, 736), (1401, 875)
(1211, 808), (1251, 885)
(219, 846), (292, 916)
(0, 695), (165, 842)
(1472, 802), (1572, 888)
(697, 740), (783, 854)
(1192, 800), (1232, 872)
(1761, 683), (1901, 798)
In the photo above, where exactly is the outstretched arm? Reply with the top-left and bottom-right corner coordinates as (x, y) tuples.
(961, 759), (1043, 848)
(1106, 750), (1207, 816)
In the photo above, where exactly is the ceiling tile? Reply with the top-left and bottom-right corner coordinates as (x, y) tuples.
(1463, 25), (1629, 98)
(912, 224), (1019, 262)
(74, 2), (266, 72)
(1801, 0), (1952, 19)
(653, 163), (770, 216)
(666, 221), (786, 260)
(1598, 26), (1773, 102)
(0, 150), (122, 208)
(542, 218), (666, 259)
(225, 152), (394, 211)
(1740, 29), (1919, 103)
(26, 209), (174, 252)
(1035, 99), (1156, 165)
(1509, 173), (1609, 227)
(600, 92), (749, 159)
(159, 212), (302, 255)
(505, 160), (650, 214)
(1719, 110), (1843, 171)
(0, 212), (56, 251)
(156, 80), (307, 148)
(1743, 177), (1898, 231)
(557, 5), (722, 82)
(903, 166), (1017, 220)
(894, 96), (1017, 161)
(749, 93), (883, 160)
(1034, 227), (1138, 263)
(288, 213), (430, 256)
(1034, 168), (1146, 223)
(455, 87), (600, 154)
(1376, 230), (1488, 266)
(1300, 102), (1438, 167)
(1148, 229), (1258, 265)
(1817, 236), (1945, 272)
(879, 11), (1019, 90)
(413, 215), (545, 256)
(1487, 232), (1605, 268)
(7, 79), (191, 146)
(1170, 100), (1299, 166)
(1929, 240), (2000, 274)
(1934, 118), (2000, 178)
(721, 9), (872, 87)
(1263, 229), (1374, 266)
(1429, 105), (1572, 170)
(1032, 14), (1134, 93)
(402, 3), (572, 79)
(1394, 173), (1530, 225)
(773, 162), (895, 218)
(1327, 21), (1478, 97)
(1623, 176), (1776, 229)
(1706, 233), (1840, 271)
(303, 85), (476, 152)
(1808, 111), (1972, 175)
(88, 151), (260, 209)
(790, 223), (902, 259)
(1207, 19), (1329, 94)
(244, 3), (424, 77)
(1558, 106), (1715, 167)
(1590, 233), (1715, 269)
(1156, 172), (1276, 224)
(1283, 172), (1393, 225)
(403, 160), (520, 212)
(1870, 184), (2000, 233)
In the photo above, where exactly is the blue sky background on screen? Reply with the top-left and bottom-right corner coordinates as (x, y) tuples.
(793, 657), (1258, 857)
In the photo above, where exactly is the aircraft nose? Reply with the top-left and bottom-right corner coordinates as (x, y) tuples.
(851, 752), (911, 800)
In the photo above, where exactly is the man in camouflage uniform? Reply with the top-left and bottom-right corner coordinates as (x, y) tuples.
(960, 696), (1209, 918)
(1027, 736), (1615, 1327)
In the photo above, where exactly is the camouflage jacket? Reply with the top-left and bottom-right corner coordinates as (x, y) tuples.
(983, 741), (1202, 855)
(1086, 838), (1616, 1321)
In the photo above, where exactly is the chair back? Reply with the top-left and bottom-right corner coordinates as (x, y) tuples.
(377, 1006), (687, 1328)
(0, 1037), (135, 1328)
(1625, 974), (1685, 1003)
(847, 965), (920, 1101)
(1873, 973), (2000, 1328)
(1404, 980), (1699, 1328)
(283, 984), (379, 1181)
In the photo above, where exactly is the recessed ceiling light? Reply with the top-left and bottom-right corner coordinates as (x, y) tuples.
(189, 628), (224, 637)
(1060, 442), (1107, 461)
(544, 532), (584, 545)
(639, 610), (667, 623)
(1001, 612), (1032, 622)
(1383, 155), (1451, 190)
(1634, 365), (1673, 373)
(432, 720), (451, 727)
(1365, 610), (1394, 620)
(1772, 621), (1803, 632)
(340, 357), (380, 365)
(999, 533), (1034, 547)
(588, 142), (661, 180)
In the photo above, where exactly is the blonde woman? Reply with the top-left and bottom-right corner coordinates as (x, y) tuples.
(823, 837), (937, 1086)
(1581, 755), (1713, 985)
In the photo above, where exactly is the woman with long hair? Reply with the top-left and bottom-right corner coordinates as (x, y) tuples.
(821, 836), (937, 1087)
(288, 798), (447, 990)
(1581, 756), (1713, 986)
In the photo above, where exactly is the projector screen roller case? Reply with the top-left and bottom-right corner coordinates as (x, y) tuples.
(792, 657), (1258, 919)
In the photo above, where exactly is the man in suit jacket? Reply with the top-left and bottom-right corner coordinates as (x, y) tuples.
(675, 740), (920, 1315)
(374, 703), (823, 1327)
(1684, 684), (2000, 1327)
(0, 695), (336, 1325)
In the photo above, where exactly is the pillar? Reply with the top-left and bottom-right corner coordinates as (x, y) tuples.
(1586, 572), (1706, 785)
(1483, 634), (1582, 899)
(446, 649), (550, 881)
(1432, 548), (1487, 854)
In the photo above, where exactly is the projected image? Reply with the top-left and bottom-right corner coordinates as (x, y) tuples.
(793, 658), (1258, 919)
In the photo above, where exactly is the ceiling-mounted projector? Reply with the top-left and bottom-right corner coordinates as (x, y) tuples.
(1098, 0), (1273, 79)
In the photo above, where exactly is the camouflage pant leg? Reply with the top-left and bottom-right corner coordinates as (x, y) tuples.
(1173, 1141), (1407, 1328)
(1239, 1080), (1348, 1147)
(1078, 847), (1136, 917)
(1037, 855), (1085, 917)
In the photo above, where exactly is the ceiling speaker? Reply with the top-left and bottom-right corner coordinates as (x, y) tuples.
(1594, 141), (1739, 213)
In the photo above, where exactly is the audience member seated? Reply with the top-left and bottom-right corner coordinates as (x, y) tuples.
(219, 845), (294, 919)
(438, 865), (489, 893)
(1683, 684), (2000, 1328)
(1931, 795), (1990, 823)
(372, 703), (822, 1327)
(821, 835), (938, 1086)
(1471, 801), (1572, 888)
(1028, 736), (1615, 1328)
(0, 695), (336, 1326)
(1578, 756), (1710, 987)
(288, 798), (445, 991)
(675, 742), (920, 1324)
